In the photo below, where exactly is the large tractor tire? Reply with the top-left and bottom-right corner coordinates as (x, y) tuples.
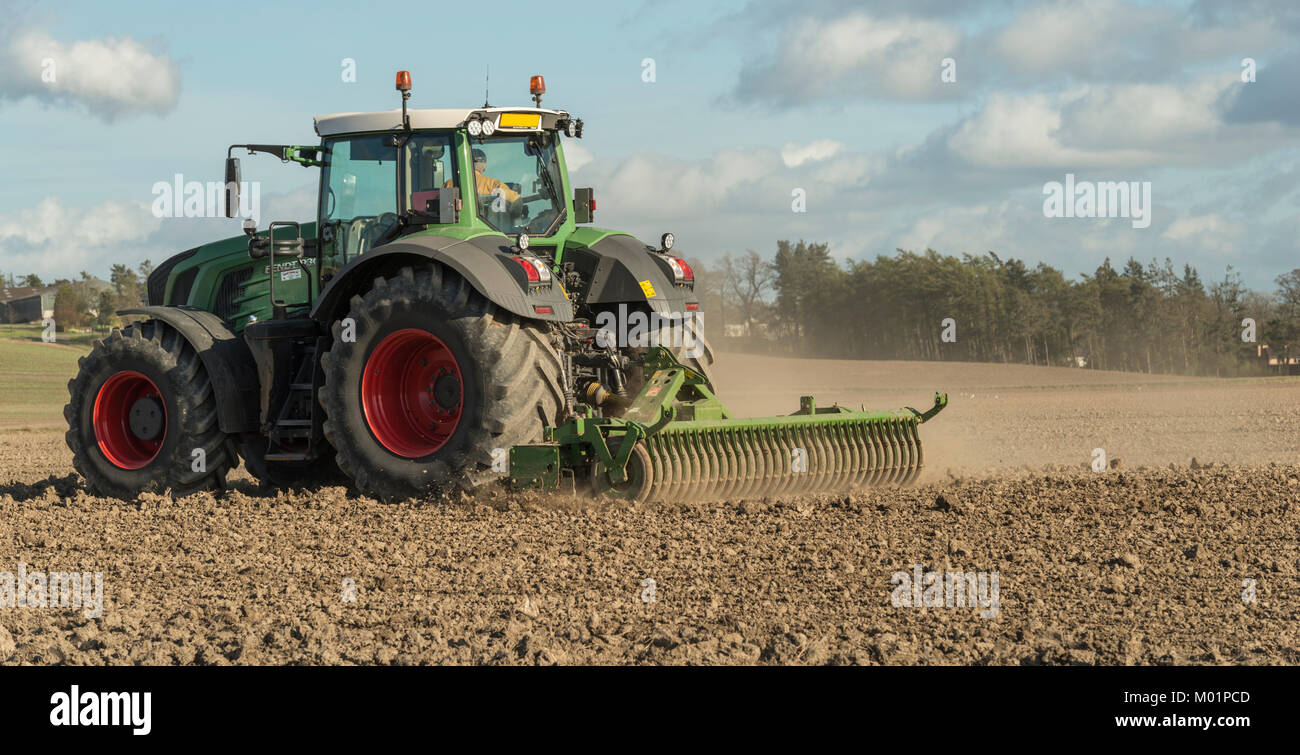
(64, 320), (237, 499)
(318, 265), (564, 501)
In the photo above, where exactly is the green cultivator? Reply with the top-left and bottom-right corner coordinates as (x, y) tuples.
(510, 347), (948, 503)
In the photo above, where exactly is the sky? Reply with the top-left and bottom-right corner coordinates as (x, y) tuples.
(0, 0), (1297, 289)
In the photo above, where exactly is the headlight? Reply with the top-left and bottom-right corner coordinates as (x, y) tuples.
(466, 119), (483, 137)
(480, 118), (496, 136)
(660, 232), (674, 251)
(517, 233), (530, 251)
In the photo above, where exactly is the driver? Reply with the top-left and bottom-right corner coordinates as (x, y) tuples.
(452, 148), (521, 206)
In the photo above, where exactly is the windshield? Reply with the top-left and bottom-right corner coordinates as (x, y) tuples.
(319, 132), (457, 272)
(468, 133), (565, 236)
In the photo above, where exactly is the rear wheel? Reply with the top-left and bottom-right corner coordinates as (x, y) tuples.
(318, 265), (564, 500)
(64, 321), (236, 498)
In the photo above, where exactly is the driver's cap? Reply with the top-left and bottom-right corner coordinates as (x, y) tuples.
(472, 148), (486, 162)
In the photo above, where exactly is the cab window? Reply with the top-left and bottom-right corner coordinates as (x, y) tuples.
(469, 133), (564, 236)
(318, 132), (456, 276)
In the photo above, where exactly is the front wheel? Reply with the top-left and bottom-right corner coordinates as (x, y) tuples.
(64, 320), (236, 498)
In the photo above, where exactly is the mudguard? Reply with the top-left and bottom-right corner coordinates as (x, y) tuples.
(566, 233), (698, 314)
(117, 306), (260, 434)
(311, 234), (575, 325)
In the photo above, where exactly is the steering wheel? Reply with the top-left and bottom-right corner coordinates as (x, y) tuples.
(477, 194), (529, 219)
(369, 212), (400, 243)
(526, 209), (557, 233)
(348, 213), (398, 255)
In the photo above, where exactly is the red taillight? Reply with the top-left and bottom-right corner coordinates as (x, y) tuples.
(665, 256), (694, 283)
(512, 256), (552, 284)
(589, 198), (596, 212)
(530, 75), (546, 95)
(513, 256), (540, 282)
(685, 303), (699, 311)
(395, 70), (412, 92)
(534, 305), (553, 314)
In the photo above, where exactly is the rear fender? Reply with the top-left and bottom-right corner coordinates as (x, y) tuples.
(565, 233), (698, 314)
(117, 306), (260, 434)
(310, 234), (574, 325)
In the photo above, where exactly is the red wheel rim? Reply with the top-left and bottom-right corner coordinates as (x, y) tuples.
(93, 370), (166, 469)
(361, 328), (464, 458)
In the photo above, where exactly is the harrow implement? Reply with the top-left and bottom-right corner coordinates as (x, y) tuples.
(509, 347), (947, 503)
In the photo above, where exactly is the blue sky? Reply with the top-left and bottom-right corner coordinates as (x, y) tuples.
(1, 0), (1298, 289)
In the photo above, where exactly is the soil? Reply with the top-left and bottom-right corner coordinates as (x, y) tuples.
(1, 354), (1297, 665)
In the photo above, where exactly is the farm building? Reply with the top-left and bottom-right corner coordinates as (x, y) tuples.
(1257, 343), (1300, 376)
(0, 285), (58, 323)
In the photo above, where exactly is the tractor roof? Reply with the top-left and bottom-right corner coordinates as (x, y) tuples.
(313, 106), (569, 137)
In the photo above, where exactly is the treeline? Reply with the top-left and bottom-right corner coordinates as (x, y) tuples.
(1, 262), (152, 330)
(692, 241), (1300, 377)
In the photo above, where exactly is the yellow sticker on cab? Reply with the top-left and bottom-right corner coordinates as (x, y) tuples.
(639, 280), (657, 298)
(498, 112), (541, 129)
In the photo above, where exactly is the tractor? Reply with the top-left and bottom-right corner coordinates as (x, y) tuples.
(65, 72), (945, 503)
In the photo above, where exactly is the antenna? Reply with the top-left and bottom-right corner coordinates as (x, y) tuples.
(483, 65), (490, 108)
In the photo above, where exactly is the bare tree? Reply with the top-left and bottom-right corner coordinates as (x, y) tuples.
(685, 256), (725, 338)
(723, 250), (774, 336)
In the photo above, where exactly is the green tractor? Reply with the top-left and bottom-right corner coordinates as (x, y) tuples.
(65, 71), (945, 502)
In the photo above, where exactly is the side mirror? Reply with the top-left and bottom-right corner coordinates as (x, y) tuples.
(574, 187), (594, 223)
(224, 157), (241, 218)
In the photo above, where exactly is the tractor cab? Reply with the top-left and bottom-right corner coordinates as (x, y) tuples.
(308, 72), (586, 285)
(311, 104), (579, 280)
(221, 71), (591, 318)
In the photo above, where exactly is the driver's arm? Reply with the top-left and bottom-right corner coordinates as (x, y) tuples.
(482, 175), (521, 204)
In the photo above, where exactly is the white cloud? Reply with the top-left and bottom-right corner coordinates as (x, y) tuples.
(994, 0), (1293, 79)
(0, 28), (181, 121)
(781, 139), (845, 168)
(994, 0), (1163, 74)
(0, 182), (314, 282)
(0, 196), (161, 247)
(595, 149), (776, 220)
(947, 90), (1168, 169)
(945, 76), (1273, 171)
(735, 12), (962, 104)
(1055, 77), (1234, 149)
(570, 132), (1277, 285)
(1161, 213), (1246, 253)
(564, 142), (594, 173)
(257, 183), (316, 225)
(895, 202), (1020, 256)
(0, 197), (162, 278)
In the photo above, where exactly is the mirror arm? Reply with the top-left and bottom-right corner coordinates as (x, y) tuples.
(227, 144), (326, 168)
